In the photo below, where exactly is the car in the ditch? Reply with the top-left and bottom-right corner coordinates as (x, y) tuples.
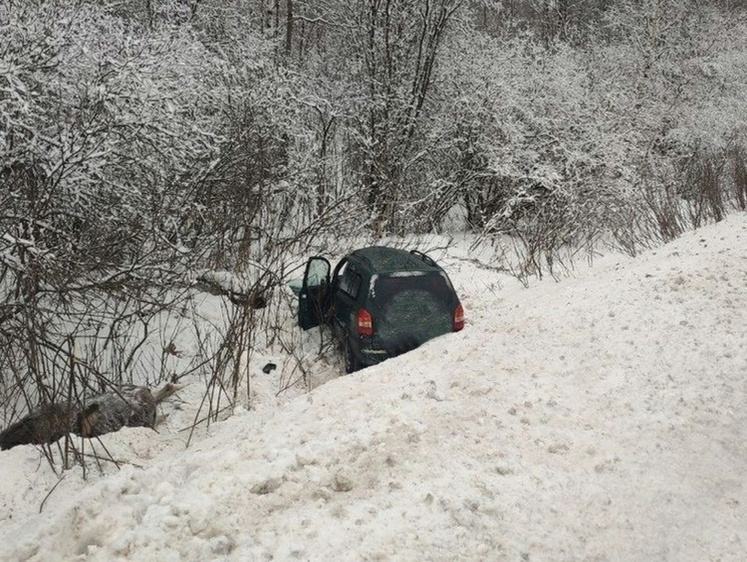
(297, 246), (464, 372)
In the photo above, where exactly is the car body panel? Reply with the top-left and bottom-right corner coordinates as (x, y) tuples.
(298, 256), (331, 330)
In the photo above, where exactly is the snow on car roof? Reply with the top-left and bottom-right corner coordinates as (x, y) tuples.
(350, 246), (442, 274)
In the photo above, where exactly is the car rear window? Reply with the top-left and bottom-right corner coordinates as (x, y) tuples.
(371, 271), (454, 305)
(369, 272), (455, 347)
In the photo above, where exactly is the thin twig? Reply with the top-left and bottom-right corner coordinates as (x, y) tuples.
(39, 474), (66, 514)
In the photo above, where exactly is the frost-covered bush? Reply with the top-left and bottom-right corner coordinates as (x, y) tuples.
(1, 1), (230, 282)
(432, 3), (747, 260)
(0, 1), (362, 455)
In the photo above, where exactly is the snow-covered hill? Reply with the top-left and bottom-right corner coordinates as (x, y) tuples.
(1, 214), (746, 561)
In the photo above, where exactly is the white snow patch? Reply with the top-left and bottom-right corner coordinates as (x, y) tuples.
(388, 271), (427, 277)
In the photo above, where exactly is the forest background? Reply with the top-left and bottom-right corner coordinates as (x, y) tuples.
(1, 0), (746, 448)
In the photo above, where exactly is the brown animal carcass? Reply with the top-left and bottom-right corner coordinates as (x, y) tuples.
(0, 403), (78, 450)
(0, 383), (179, 450)
(76, 384), (173, 438)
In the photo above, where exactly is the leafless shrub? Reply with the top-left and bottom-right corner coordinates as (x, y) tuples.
(731, 142), (747, 211)
(630, 136), (747, 251)
(608, 195), (658, 257)
(680, 148), (727, 228)
(470, 181), (607, 284)
(639, 165), (686, 244)
(179, 182), (367, 436)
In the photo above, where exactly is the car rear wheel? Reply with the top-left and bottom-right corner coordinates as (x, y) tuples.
(344, 338), (360, 374)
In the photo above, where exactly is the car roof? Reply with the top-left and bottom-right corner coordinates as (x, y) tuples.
(348, 246), (443, 274)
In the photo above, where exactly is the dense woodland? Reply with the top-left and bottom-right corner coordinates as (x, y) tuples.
(1, 0), (746, 449)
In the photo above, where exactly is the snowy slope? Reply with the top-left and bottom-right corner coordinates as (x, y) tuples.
(0, 214), (745, 561)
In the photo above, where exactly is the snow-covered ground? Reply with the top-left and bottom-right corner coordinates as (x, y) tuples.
(1, 214), (746, 561)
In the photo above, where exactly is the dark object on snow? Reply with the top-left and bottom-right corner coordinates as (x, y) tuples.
(194, 272), (268, 309)
(297, 247), (464, 373)
(228, 291), (267, 309)
(0, 383), (181, 451)
(0, 403), (77, 450)
(262, 362), (277, 374)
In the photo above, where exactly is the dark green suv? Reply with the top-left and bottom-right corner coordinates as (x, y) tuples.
(298, 246), (464, 372)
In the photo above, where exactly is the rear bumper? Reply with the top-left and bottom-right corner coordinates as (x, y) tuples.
(358, 346), (389, 367)
(357, 337), (422, 367)
(352, 330), (450, 368)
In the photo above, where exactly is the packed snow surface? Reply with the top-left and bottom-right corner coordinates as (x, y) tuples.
(1, 215), (746, 561)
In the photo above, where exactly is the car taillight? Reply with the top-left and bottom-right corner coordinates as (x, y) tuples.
(356, 308), (373, 336)
(453, 303), (464, 331)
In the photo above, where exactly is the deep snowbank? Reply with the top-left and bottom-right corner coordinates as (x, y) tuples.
(1, 214), (745, 561)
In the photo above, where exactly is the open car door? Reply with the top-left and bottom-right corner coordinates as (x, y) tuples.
(298, 257), (331, 330)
